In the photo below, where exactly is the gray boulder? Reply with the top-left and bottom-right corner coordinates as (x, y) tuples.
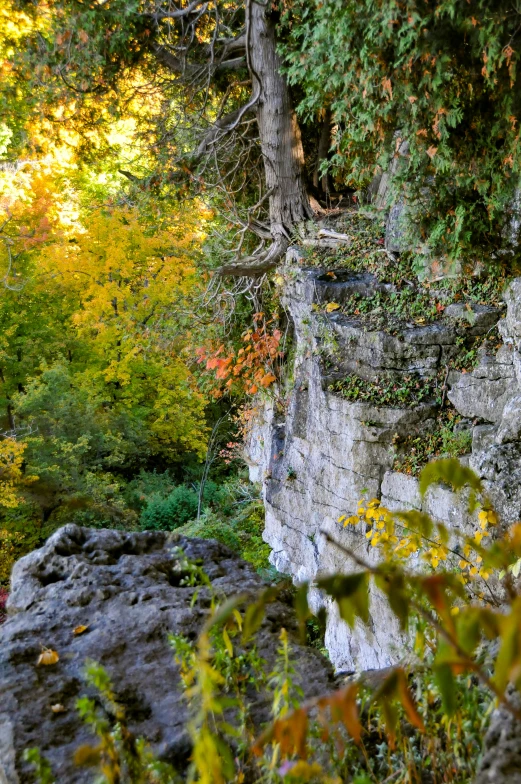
(0, 525), (333, 783)
(474, 686), (521, 784)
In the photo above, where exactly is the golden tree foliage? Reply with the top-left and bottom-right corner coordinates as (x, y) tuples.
(33, 203), (209, 457)
(0, 140), (212, 533)
(0, 438), (36, 508)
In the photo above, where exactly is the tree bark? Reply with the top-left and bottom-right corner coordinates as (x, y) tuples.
(248, 0), (313, 245)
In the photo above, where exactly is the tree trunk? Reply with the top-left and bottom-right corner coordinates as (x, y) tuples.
(248, 0), (313, 245)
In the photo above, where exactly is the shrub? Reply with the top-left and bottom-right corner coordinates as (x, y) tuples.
(178, 510), (242, 552)
(0, 528), (26, 586)
(140, 485), (200, 531)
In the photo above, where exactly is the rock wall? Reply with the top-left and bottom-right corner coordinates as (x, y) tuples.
(0, 525), (333, 783)
(248, 250), (521, 672)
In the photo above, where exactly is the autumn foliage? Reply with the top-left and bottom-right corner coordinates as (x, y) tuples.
(197, 313), (283, 397)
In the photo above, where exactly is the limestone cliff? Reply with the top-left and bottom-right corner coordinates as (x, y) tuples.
(248, 248), (521, 672)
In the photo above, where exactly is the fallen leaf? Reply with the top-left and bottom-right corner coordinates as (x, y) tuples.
(74, 744), (102, 767)
(51, 703), (66, 713)
(37, 648), (59, 666)
(73, 625), (90, 636)
(325, 302), (341, 313)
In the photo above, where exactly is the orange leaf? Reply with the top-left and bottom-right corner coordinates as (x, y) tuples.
(321, 683), (362, 743)
(37, 648), (59, 666)
(397, 670), (425, 731)
(260, 373), (276, 387)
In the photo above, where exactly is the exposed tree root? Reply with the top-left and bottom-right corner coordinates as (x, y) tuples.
(216, 237), (288, 277)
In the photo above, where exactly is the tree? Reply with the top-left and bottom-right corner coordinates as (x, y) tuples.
(0, 164), (211, 525)
(280, 0), (521, 268)
(11, 0), (316, 277)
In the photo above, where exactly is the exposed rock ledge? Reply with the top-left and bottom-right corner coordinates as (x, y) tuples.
(0, 525), (333, 784)
(247, 253), (521, 673)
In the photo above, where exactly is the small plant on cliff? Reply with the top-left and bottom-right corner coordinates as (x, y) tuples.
(197, 313), (284, 399)
(0, 586), (8, 623)
(328, 373), (440, 407)
(393, 411), (472, 476)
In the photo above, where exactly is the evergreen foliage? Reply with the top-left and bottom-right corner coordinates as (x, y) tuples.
(280, 0), (521, 268)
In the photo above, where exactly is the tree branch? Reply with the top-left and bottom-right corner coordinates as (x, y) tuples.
(145, 0), (208, 21)
(216, 236), (288, 277)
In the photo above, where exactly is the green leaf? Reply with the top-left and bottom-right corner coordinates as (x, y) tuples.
(203, 594), (247, 634)
(419, 458), (482, 500)
(375, 572), (410, 630)
(242, 586), (280, 643)
(396, 509), (433, 539)
(494, 599), (521, 693)
(434, 664), (457, 716)
(317, 573), (370, 628)
(294, 581), (310, 643)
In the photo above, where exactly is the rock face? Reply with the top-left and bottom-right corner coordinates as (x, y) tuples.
(0, 525), (333, 784)
(474, 687), (521, 784)
(248, 251), (521, 672)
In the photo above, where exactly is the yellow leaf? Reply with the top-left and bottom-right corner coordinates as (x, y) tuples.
(37, 648), (59, 666)
(325, 302), (340, 313)
(73, 624), (89, 636)
(74, 744), (102, 767)
(222, 628), (233, 658)
(232, 609), (242, 631)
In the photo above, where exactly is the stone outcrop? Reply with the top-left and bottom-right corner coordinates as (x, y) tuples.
(0, 525), (333, 784)
(474, 687), (521, 784)
(248, 251), (521, 672)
